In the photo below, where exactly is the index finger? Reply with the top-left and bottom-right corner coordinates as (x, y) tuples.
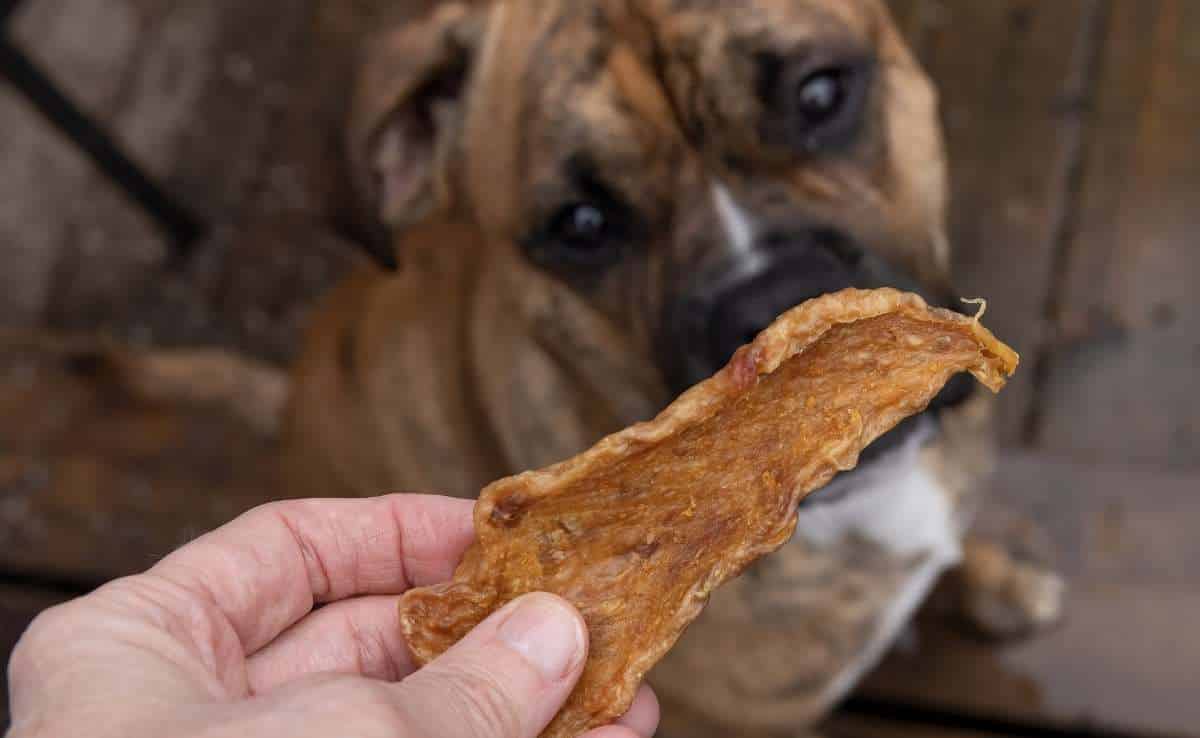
(149, 494), (475, 655)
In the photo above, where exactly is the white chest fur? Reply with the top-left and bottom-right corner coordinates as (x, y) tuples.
(793, 419), (964, 703)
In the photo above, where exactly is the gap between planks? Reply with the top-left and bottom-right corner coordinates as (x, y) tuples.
(1021, 0), (1113, 446)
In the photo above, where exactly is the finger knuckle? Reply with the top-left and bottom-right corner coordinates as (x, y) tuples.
(13, 602), (79, 662)
(240, 499), (307, 534)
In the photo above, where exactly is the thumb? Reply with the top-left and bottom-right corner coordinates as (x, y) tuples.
(394, 592), (588, 738)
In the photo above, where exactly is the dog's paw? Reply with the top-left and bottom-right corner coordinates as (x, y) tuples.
(958, 538), (1066, 639)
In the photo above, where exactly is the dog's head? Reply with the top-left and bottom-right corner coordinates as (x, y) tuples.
(351, 0), (958, 417)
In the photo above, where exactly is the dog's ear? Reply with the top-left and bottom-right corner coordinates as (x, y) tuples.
(348, 4), (488, 231)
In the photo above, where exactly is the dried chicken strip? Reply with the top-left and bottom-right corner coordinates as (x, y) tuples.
(398, 288), (1018, 738)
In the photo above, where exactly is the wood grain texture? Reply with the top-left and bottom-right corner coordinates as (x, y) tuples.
(1034, 0), (1200, 469)
(8, 0), (362, 361)
(0, 344), (281, 581)
(897, 0), (1095, 444)
(0, 86), (162, 330)
(11, 0), (308, 220)
(0, 0), (386, 585)
(866, 3), (1200, 735)
(861, 450), (1200, 737)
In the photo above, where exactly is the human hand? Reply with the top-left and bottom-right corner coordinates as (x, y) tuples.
(5, 495), (658, 738)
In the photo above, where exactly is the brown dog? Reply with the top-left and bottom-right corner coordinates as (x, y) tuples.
(273, 2), (1064, 734)
(48, 1), (1061, 734)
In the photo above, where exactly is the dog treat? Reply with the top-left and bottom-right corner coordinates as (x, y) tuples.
(398, 288), (1018, 738)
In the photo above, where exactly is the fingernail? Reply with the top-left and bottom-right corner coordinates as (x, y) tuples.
(496, 594), (585, 681)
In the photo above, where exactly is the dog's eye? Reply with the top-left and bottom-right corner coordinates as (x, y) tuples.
(554, 204), (610, 249)
(528, 202), (628, 269)
(790, 65), (864, 152)
(757, 52), (871, 154)
(796, 69), (845, 125)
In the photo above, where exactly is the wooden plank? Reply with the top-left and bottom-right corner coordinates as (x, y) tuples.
(860, 451), (1200, 737)
(11, 0), (311, 220)
(0, 86), (163, 331)
(0, 344), (281, 581)
(0, 585), (74, 730)
(0, 85), (62, 328)
(1034, 0), (1200, 469)
(6, 0), (363, 363)
(897, 0), (1098, 444)
(0, 0), (375, 588)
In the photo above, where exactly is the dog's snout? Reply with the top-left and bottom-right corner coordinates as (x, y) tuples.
(664, 228), (870, 392)
(708, 229), (863, 366)
(757, 226), (864, 268)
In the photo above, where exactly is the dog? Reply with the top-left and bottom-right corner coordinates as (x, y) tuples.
(36, 1), (1064, 734)
(276, 2), (1065, 734)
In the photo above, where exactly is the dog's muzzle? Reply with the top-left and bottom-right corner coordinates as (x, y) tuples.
(662, 226), (975, 466)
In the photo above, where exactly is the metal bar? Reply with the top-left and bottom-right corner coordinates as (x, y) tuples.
(0, 36), (207, 259)
(0, 0), (25, 27)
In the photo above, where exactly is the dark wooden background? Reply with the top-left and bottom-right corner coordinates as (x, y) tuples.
(1, 1), (1197, 736)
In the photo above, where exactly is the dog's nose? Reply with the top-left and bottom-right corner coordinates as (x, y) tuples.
(705, 228), (864, 372)
(662, 226), (979, 486)
(661, 226), (976, 417)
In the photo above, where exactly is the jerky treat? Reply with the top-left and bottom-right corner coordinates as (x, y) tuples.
(399, 288), (1018, 738)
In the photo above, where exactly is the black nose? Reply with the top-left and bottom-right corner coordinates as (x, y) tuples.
(705, 229), (864, 373)
(702, 253), (979, 421)
(660, 227), (980, 483)
(662, 227), (967, 393)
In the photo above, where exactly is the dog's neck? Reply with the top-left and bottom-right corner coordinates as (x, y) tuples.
(375, 225), (669, 494)
(462, 242), (670, 477)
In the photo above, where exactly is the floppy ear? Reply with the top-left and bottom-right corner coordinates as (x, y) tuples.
(348, 4), (487, 230)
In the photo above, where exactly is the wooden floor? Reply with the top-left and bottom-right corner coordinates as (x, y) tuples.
(1, 1), (1198, 736)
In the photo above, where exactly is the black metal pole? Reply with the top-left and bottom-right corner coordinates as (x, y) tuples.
(0, 0), (24, 27)
(0, 35), (207, 259)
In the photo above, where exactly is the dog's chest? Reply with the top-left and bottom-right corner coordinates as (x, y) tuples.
(795, 424), (961, 559)
(789, 431), (964, 703)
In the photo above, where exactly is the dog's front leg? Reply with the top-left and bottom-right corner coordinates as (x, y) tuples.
(947, 532), (1066, 639)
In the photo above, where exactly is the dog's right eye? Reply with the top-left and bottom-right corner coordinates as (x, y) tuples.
(796, 69), (846, 126)
(553, 204), (612, 250)
(526, 202), (630, 270)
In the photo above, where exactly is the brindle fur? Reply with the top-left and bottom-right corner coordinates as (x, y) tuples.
(305, 0), (950, 486)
